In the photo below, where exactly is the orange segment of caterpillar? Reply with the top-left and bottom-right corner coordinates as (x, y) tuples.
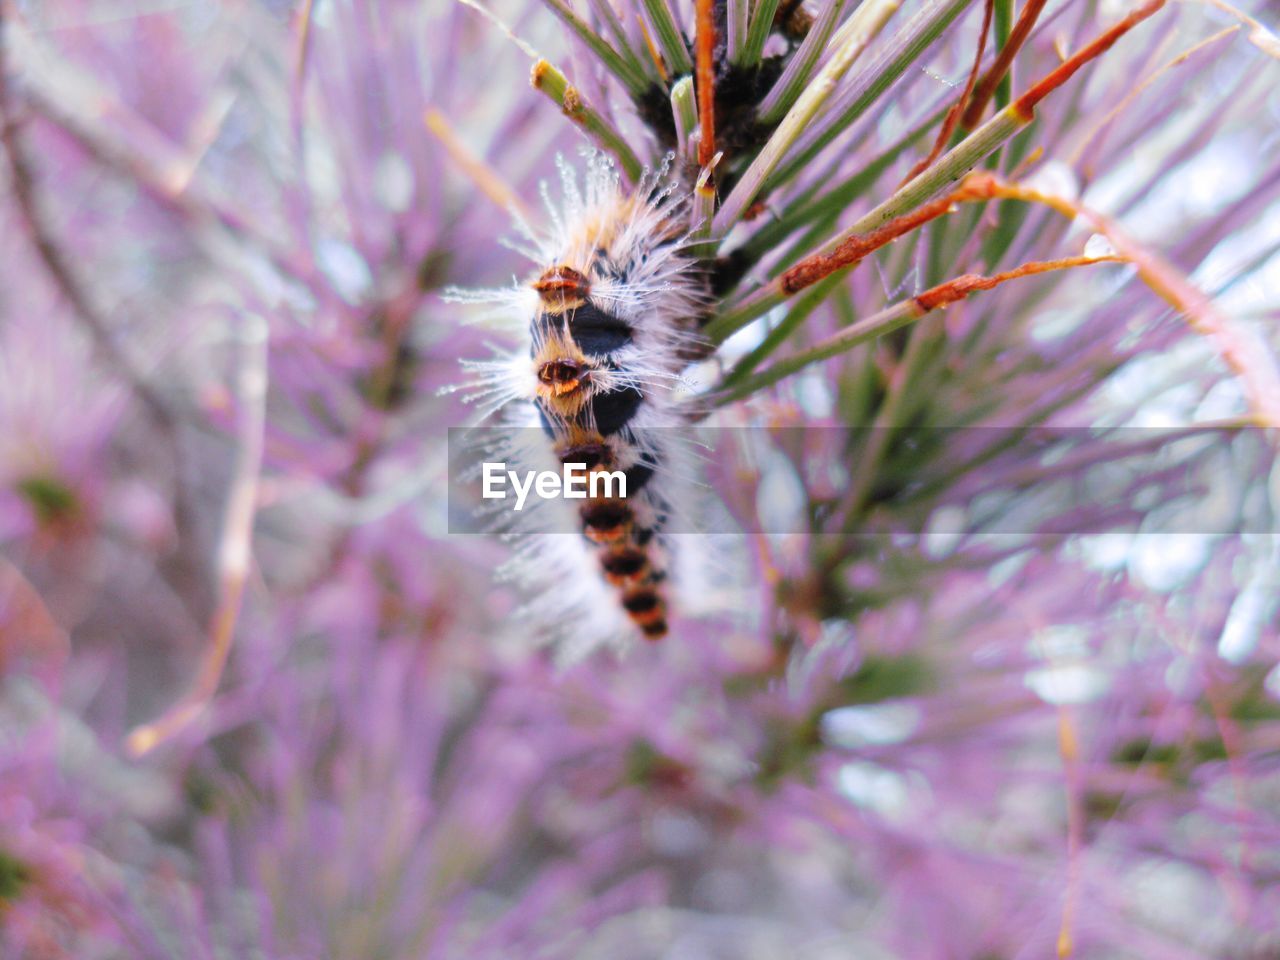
(550, 423), (671, 639)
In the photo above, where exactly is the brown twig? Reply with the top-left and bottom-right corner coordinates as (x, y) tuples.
(900, 0), (995, 185)
(759, 1), (1166, 310)
(695, 0), (717, 168)
(781, 179), (997, 294)
(912, 253), (1125, 310)
(960, 0), (1050, 129)
(719, 253), (1126, 405)
(1014, 0), (1166, 120)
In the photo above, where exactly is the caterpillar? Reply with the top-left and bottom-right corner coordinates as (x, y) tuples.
(448, 154), (712, 642)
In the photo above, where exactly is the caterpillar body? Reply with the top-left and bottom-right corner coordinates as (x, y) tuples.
(451, 155), (711, 642)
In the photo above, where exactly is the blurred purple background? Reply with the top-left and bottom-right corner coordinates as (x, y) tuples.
(1, 0), (1279, 957)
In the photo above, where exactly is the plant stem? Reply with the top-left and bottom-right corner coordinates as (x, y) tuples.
(757, 0), (850, 123)
(991, 0), (1014, 109)
(708, 107), (1023, 342)
(741, 100), (948, 263)
(837, 315), (934, 532)
(588, 0), (655, 82)
(765, 0), (974, 191)
(738, 0), (783, 66)
(531, 60), (644, 182)
(717, 299), (921, 402)
(695, 0), (717, 167)
(540, 0), (651, 94)
(710, 0), (1167, 339)
(721, 274), (844, 386)
(688, 165), (721, 257)
(670, 75), (699, 159)
(715, 255), (1124, 401)
(727, 0), (750, 61)
(640, 0), (693, 76)
(715, 0), (900, 233)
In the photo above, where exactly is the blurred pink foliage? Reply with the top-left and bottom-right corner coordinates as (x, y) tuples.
(1, 0), (1279, 957)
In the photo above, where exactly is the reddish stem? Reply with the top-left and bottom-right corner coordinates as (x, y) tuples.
(901, 0), (995, 186)
(913, 254), (1125, 311)
(695, 0), (717, 168)
(781, 180), (998, 294)
(961, 0), (1050, 129)
(1014, 0), (1167, 120)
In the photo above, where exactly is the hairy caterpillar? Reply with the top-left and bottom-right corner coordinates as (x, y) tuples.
(448, 154), (712, 642)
